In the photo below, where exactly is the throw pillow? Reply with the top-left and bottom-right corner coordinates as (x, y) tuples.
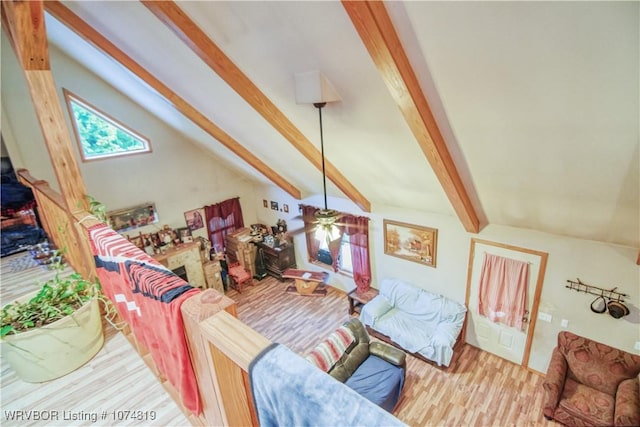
(306, 325), (356, 372)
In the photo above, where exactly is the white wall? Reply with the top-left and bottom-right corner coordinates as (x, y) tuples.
(1, 39), (259, 234)
(260, 184), (639, 373)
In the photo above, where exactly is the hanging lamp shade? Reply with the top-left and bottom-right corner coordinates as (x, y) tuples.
(294, 71), (341, 105)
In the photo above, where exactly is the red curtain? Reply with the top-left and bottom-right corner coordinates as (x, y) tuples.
(299, 205), (371, 292)
(300, 204), (320, 262)
(204, 197), (244, 252)
(328, 224), (345, 272)
(342, 215), (371, 293)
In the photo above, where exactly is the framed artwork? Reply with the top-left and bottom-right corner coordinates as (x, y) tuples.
(184, 208), (205, 231)
(283, 204), (289, 213)
(270, 201), (279, 211)
(383, 219), (438, 267)
(263, 199), (268, 208)
(108, 202), (158, 232)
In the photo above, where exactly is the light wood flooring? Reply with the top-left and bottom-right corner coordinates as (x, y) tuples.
(1, 252), (559, 426)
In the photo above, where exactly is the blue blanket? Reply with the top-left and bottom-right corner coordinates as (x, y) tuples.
(249, 343), (406, 427)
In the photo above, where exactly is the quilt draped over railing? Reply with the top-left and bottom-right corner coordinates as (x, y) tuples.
(249, 343), (406, 427)
(87, 224), (202, 415)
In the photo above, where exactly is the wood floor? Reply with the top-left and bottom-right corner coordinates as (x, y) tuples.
(1, 252), (559, 426)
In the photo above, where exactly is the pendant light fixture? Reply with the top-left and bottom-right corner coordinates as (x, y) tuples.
(313, 101), (340, 242)
(294, 71), (341, 242)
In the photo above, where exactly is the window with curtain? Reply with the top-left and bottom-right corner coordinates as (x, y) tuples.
(204, 197), (244, 252)
(300, 204), (371, 293)
(318, 233), (353, 273)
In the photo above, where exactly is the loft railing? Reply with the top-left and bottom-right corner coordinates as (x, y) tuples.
(14, 168), (253, 426)
(16, 168), (96, 280)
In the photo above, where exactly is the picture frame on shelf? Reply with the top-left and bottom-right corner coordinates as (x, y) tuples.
(127, 233), (144, 249)
(383, 219), (438, 267)
(158, 228), (174, 246)
(177, 227), (193, 243)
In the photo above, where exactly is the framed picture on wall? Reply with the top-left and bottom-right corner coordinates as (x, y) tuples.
(108, 202), (158, 232)
(383, 219), (438, 267)
(184, 208), (205, 231)
(270, 201), (279, 211)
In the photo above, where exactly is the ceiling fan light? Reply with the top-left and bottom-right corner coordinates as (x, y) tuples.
(315, 222), (340, 244)
(314, 208), (340, 225)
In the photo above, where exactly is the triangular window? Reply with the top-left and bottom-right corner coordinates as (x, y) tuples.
(64, 89), (151, 161)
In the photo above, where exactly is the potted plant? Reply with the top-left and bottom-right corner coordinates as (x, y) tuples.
(0, 256), (104, 383)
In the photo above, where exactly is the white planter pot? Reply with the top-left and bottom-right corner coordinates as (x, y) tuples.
(1, 297), (104, 383)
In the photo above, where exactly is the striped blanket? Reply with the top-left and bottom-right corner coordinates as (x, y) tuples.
(88, 224), (201, 415)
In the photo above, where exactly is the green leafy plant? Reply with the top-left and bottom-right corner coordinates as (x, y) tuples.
(87, 195), (107, 223)
(0, 255), (100, 338)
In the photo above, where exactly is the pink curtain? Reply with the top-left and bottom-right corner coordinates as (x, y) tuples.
(478, 253), (529, 330)
(327, 224), (345, 272)
(342, 215), (371, 293)
(204, 197), (244, 252)
(300, 204), (320, 262)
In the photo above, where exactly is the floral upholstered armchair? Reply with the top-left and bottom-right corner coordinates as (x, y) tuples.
(543, 331), (640, 426)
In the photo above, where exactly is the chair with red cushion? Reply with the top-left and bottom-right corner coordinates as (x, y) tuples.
(543, 331), (640, 426)
(227, 262), (253, 293)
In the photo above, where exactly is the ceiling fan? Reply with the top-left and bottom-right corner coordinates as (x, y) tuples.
(288, 71), (366, 242)
(312, 101), (342, 240)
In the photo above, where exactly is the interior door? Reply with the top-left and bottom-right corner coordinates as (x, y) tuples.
(465, 239), (548, 367)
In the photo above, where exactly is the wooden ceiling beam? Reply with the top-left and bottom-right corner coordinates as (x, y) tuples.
(1, 0), (88, 214)
(44, 1), (302, 200)
(140, 0), (371, 213)
(1, 0), (49, 70)
(342, 1), (480, 232)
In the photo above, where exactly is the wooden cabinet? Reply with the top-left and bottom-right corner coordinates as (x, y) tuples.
(255, 241), (296, 281)
(203, 261), (224, 293)
(225, 228), (257, 277)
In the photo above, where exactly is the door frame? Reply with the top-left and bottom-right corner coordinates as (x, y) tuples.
(464, 238), (549, 369)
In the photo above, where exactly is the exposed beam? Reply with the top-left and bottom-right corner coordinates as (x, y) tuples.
(1, 0), (87, 214)
(140, 0), (371, 213)
(44, 1), (302, 200)
(1, 0), (49, 70)
(342, 1), (480, 232)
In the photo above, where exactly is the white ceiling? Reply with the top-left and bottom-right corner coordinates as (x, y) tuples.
(47, 1), (638, 248)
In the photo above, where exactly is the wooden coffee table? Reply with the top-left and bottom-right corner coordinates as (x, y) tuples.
(282, 268), (329, 296)
(347, 288), (379, 315)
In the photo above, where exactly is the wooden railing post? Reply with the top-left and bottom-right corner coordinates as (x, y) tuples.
(199, 311), (271, 427)
(181, 290), (238, 426)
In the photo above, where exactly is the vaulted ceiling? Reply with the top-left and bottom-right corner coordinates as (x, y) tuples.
(13, 1), (640, 248)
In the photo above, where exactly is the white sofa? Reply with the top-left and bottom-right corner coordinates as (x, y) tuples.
(360, 278), (467, 367)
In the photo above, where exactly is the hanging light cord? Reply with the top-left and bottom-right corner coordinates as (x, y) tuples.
(314, 102), (328, 210)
